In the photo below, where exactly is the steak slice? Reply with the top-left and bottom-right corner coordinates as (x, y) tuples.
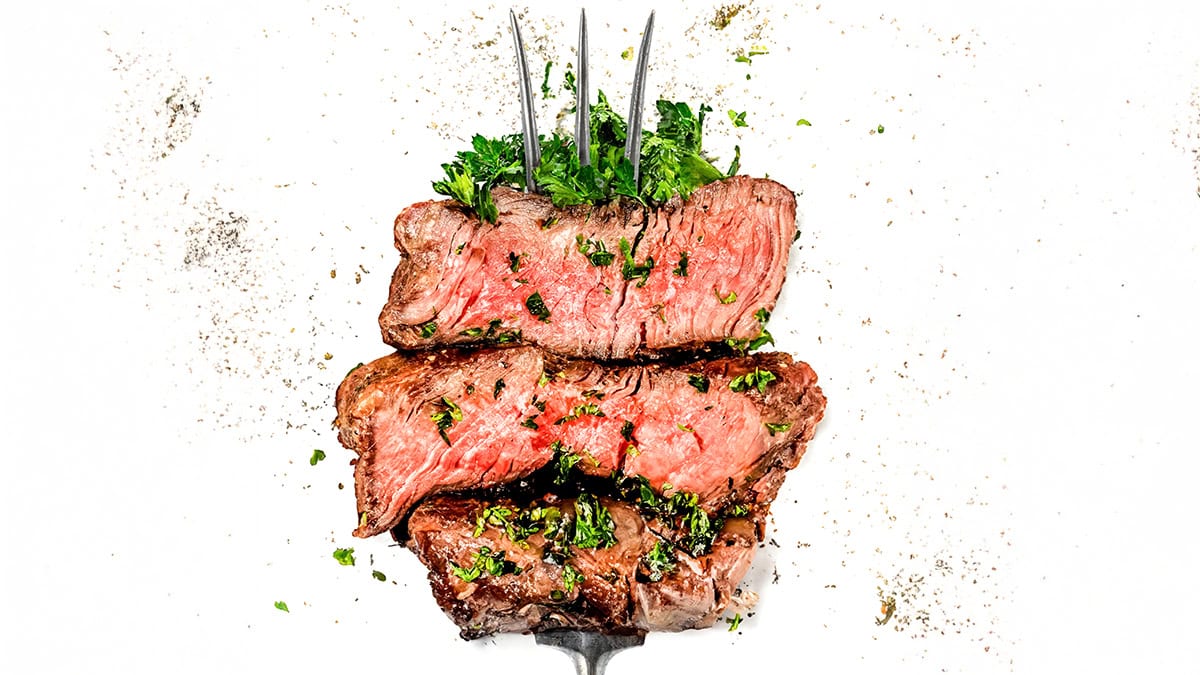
(407, 494), (760, 639)
(379, 176), (796, 360)
(335, 346), (825, 538)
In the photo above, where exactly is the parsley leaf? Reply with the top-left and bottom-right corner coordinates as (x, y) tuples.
(274, 601), (289, 612)
(540, 61), (554, 99)
(642, 540), (677, 581)
(575, 235), (616, 266)
(726, 613), (743, 631)
(525, 292), (551, 323)
(796, 118), (812, 127)
(493, 379), (506, 400)
(728, 110), (749, 128)
(371, 570), (387, 582)
(418, 318), (437, 339)
(619, 237), (655, 287)
(715, 288), (737, 304)
(729, 368), (777, 394)
(552, 441), (582, 484)
(431, 397), (464, 445)
(309, 449), (326, 466)
(332, 547), (356, 566)
(562, 563), (584, 593)
(572, 493), (617, 549)
(764, 421), (792, 436)
(687, 373), (710, 393)
(555, 402), (606, 425)
(672, 251), (689, 277)
(451, 546), (522, 582)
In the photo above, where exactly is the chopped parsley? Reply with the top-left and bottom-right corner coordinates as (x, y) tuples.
(562, 563), (584, 594)
(687, 373), (710, 393)
(309, 448), (326, 466)
(451, 546), (522, 582)
(619, 237), (655, 287)
(729, 368), (777, 394)
(572, 493), (617, 549)
(676, 422), (695, 433)
(612, 476), (723, 556)
(493, 379), (506, 400)
(642, 540), (677, 581)
(525, 292), (551, 323)
(672, 251), (689, 277)
(876, 124), (886, 134)
(715, 288), (737, 304)
(724, 503), (751, 517)
(728, 110), (749, 128)
(540, 60), (554, 99)
(620, 420), (635, 441)
(764, 421), (792, 436)
(725, 308), (774, 353)
(734, 47), (769, 65)
(274, 601), (289, 612)
(508, 251), (524, 273)
(726, 613), (743, 631)
(520, 416), (540, 430)
(372, 570), (387, 582)
(796, 118), (812, 127)
(332, 547), (356, 566)
(575, 235), (616, 266)
(431, 396), (464, 445)
(474, 504), (561, 545)
(460, 318), (521, 344)
(418, 318), (438, 339)
(552, 441), (583, 484)
(727, 144), (741, 176)
(555, 402), (606, 425)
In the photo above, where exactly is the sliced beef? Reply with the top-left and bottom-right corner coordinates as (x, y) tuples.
(335, 346), (825, 538)
(379, 176), (796, 360)
(407, 494), (759, 639)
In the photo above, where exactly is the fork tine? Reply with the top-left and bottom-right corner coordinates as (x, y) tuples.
(623, 11), (655, 188)
(575, 9), (591, 167)
(509, 9), (540, 193)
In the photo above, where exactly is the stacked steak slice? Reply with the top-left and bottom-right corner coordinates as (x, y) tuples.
(335, 177), (825, 639)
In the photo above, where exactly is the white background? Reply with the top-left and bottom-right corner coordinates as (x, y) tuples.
(3, 1), (1199, 672)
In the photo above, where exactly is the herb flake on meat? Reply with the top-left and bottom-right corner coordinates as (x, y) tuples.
(687, 373), (710, 393)
(729, 368), (777, 394)
(575, 235), (616, 266)
(525, 292), (552, 323)
(672, 251), (689, 277)
(642, 540), (677, 581)
(418, 318), (438, 339)
(431, 396), (464, 445)
(451, 546), (522, 582)
(619, 237), (655, 287)
(572, 493), (617, 549)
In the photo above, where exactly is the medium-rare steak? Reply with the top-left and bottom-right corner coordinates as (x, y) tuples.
(379, 176), (796, 360)
(407, 494), (760, 639)
(335, 346), (825, 538)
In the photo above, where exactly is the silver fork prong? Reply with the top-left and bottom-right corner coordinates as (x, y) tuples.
(575, 9), (591, 167)
(509, 9), (540, 193)
(623, 11), (655, 187)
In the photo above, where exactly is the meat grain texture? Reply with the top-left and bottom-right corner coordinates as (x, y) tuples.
(379, 177), (796, 359)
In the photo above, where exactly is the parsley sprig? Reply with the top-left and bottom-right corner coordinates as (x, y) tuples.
(433, 93), (731, 222)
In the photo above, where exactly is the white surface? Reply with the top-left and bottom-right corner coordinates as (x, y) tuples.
(2, 1), (1199, 673)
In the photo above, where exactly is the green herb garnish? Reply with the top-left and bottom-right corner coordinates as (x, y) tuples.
(726, 613), (743, 631)
(508, 251), (524, 273)
(493, 379), (506, 399)
(521, 416), (540, 430)
(562, 563), (585, 593)
(309, 449), (326, 466)
(572, 493), (617, 549)
(541, 61), (554, 99)
(687, 373), (710, 393)
(274, 601), (289, 612)
(728, 110), (749, 128)
(433, 93), (729, 221)
(619, 237), (655, 287)
(451, 546), (522, 582)
(332, 547), (356, 566)
(715, 288), (737, 304)
(764, 421), (792, 436)
(620, 420), (635, 441)
(431, 396), (464, 445)
(673, 251), (689, 277)
(418, 318), (438, 339)
(552, 441), (582, 484)
(372, 570), (387, 582)
(555, 402), (606, 425)
(525, 292), (551, 323)
(642, 540), (677, 581)
(729, 368), (777, 394)
(575, 235), (616, 266)
(796, 118), (812, 127)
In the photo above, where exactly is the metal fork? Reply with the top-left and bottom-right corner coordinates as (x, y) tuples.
(509, 8), (655, 194)
(507, 17), (656, 673)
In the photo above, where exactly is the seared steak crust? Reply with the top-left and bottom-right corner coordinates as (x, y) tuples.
(335, 346), (825, 538)
(379, 177), (796, 359)
(407, 494), (760, 639)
